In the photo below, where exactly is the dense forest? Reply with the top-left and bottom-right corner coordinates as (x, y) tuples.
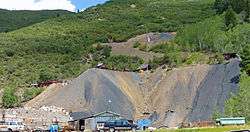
(0, 0), (249, 116)
(0, 9), (72, 32)
(181, 0), (250, 120)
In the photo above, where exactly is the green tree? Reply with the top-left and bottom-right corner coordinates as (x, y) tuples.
(225, 73), (250, 120)
(242, 45), (250, 75)
(229, 0), (246, 14)
(212, 107), (222, 120)
(245, 0), (250, 22)
(39, 69), (56, 82)
(4, 48), (15, 57)
(102, 46), (111, 58)
(214, 0), (247, 14)
(214, 0), (228, 14)
(225, 6), (238, 29)
(2, 87), (19, 108)
(133, 42), (141, 48)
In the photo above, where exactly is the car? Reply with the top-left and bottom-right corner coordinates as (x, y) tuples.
(32, 128), (49, 132)
(4, 120), (26, 131)
(0, 121), (9, 132)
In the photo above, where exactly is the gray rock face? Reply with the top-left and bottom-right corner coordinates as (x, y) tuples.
(26, 59), (240, 127)
(187, 59), (240, 122)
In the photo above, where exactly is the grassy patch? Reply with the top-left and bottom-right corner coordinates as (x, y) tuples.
(104, 55), (144, 71)
(22, 87), (44, 102)
(155, 125), (250, 132)
(185, 52), (208, 65)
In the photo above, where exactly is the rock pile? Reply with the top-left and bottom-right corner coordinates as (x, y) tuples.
(0, 106), (71, 130)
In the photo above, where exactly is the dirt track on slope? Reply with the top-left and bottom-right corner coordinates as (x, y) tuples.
(25, 59), (240, 127)
(103, 33), (175, 62)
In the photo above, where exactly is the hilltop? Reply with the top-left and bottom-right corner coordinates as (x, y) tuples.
(0, 9), (72, 32)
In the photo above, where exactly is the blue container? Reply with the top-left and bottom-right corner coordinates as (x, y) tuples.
(136, 119), (152, 130)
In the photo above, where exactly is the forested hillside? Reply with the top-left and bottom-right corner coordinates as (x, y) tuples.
(0, 0), (249, 110)
(174, 0), (250, 120)
(0, 9), (72, 32)
(0, 0), (216, 107)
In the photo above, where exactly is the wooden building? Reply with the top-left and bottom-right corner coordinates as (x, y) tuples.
(69, 111), (122, 131)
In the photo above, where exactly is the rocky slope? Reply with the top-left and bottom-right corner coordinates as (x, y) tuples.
(103, 32), (175, 62)
(25, 59), (240, 127)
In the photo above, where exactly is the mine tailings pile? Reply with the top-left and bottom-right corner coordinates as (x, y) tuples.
(25, 59), (240, 128)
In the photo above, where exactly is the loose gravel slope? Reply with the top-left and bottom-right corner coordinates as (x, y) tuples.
(26, 59), (240, 127)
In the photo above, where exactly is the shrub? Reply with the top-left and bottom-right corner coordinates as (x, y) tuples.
(105, 55), (144, 71)
(165, 52), (185, 67)
(244, 64), (250, 76)
(39, 69), (56, 82)
(212, 107), (222, 120)
(133, 41), (141, 48)
(241, 45), (250, 75)
(185, 52), (209, 65)
(150, 42), (181, 53)
(23, 88), (43, 102)
(92, 44), (112, 62)
(149, 57), (170, 69)
(138, 44), (148, 52)
(4, 49), (15, 57)
(225, 7), (238, 29)
(208, 53), (225, 64)
(2, 87), (19, 108)
(150, 51), (186, 69)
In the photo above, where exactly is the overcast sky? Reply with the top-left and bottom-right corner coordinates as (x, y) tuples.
(0, 0), (108, 12)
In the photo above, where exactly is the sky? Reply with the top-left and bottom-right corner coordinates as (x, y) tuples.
(0, 0), (108, 12)
(71, 0), (108, 11)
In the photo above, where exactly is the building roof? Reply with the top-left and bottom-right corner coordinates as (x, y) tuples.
(70, 111), (121, 121)
(92, 111), (120, 117)
(70, 111), (92, 121)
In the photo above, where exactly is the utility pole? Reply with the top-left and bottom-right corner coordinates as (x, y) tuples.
(107, 99), (112, 111)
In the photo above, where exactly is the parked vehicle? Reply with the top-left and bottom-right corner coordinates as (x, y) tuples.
(0, 120), (26, 131)
(0, 121), (9, 132)
(32, 128), (49, 132)
(96, 119), (137, 132)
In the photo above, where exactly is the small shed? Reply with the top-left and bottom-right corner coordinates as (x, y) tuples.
(69, 111), (122, 131)
(69, 112), (91, 131)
